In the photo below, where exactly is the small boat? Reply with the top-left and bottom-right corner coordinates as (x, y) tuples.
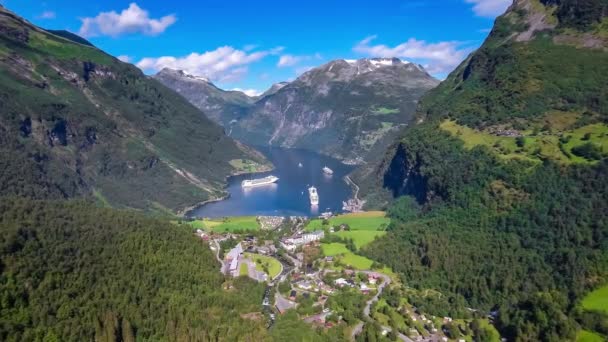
(308, 186), (319, 205)
(298, 162), (303, 167)
(241, 175), (279, 188)
(322, 166), (333, 175)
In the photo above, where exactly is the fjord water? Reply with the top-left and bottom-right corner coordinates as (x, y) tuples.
(188, 147), (355, 218)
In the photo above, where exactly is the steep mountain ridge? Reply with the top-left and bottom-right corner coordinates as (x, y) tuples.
(156, 57), (439, 162)
(0, 7), (269, 213)
(354, 0), (607, 340)
(153, 68), (255, 127)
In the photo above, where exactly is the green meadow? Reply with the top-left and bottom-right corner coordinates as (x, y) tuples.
(322, 242), (380, 271)
(334, 230), (386, 249)
(576, 330), (605, 342)
(306, 211), (389, 231)
(244, 253), (282, 279)
(176, 216), (260, 232)
(441, 119), (608, 165)
(581, 284), (608, 315)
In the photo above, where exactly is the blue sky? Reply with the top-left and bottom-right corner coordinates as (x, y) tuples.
(4, 0), (511, 95)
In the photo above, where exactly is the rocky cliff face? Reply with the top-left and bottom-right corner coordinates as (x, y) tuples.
(153, 68), (254, 127)
(157, 58), (439, 162)
(234, 58), (439, 162)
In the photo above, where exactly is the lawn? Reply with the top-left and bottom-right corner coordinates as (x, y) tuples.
(306, 211), (389, 231)
(229, 159), (270, 173)
(334, 230), (386, 249)
(239, 262), (249, 277)
(244, 253), (282, 279)
(179, 216), (260, 232)
(581, 284), (608, 315)
(577, 330), (605, 342)
(321, 243), (374, 270)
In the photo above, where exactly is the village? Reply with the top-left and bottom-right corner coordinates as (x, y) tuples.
(187, 213), (501, 342)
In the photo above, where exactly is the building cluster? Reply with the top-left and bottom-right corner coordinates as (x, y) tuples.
(194, 229), (210, 241)
(224, 243), (243, 277)
(280, 230), (325, 252)
(258, 216), (284, 230)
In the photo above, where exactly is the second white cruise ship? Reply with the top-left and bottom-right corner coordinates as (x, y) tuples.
(241, 175), (279, 188)
(308, 186), (319, 205)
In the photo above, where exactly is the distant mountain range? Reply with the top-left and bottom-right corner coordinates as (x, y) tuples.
(155, 57), (439, 162)
(0, 6), (269, 213)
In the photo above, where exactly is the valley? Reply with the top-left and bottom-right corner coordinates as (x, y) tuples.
(0, 0), (606, 341)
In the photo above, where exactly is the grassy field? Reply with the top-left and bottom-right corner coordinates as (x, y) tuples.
(372, 107), (400, 115)
(306, 211), (389, 231)
(321, 243), (374, 270)
(581, 284), (608, 315)
(178, 216), (260, 232)
(576, 330), (605, 342)
(229, 159), (270, 173)
(244, 253), (282, 279)
(239, 263), (249, 277)
(440, 120), (608, 165)
(334, 230), (386, 249)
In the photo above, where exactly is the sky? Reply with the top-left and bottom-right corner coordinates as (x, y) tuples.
(4, 0), (511, 95)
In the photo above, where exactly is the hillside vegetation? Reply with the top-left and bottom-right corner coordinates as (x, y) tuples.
(0, 198), (269, 341)
(0, 7), (268, 213)
(355, 0), (608, 340)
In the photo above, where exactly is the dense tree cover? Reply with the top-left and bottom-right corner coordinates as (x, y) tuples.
(542, 0), (608, 30)
(363, 124), (608, 340)
(357, 2), (608, 341)
(0, 198), (269, 341)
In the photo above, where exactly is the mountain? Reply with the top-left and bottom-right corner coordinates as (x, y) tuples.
(157, 58), (439, 162)
(355, 0), (607, 340)
(0, 7), (270, 213)
(153, 68), (255, 127)
(259, 81), (289, 98)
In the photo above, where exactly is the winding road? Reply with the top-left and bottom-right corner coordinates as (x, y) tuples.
(350, 271), (415, 342)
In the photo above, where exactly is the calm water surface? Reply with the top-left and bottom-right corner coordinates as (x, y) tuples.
(187, 147), (355, 218)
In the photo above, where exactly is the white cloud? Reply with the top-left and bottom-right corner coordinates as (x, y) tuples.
(136, 46), (282, 83)
(231, 88), (261, 97)
(78, 3), (176, 38)
(465, 0), (511, 18)
(277, 54), (302, 67)
(117, 55), (132, 63)
(277, 53), (322, 67)
(38, 11), (56, 19)
(353, 35), (471, 75)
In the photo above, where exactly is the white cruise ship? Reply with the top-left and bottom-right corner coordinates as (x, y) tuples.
(308, 186), (319, 205)
(241, 175), (279, 188)
(322, 166), (333, 175)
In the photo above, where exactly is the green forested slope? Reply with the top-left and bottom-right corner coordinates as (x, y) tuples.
(356, 0), (608, 340)
(0, 7), (268, 213)
(0, 198), (269, 341)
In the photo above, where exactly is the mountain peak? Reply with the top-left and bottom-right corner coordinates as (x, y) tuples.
(343, 57), (409, 67)
(157, 68), (210, 83)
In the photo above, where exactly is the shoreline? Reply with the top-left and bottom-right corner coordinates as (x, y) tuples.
(177, 192), (230, 217)
(177, 164), (275, 217)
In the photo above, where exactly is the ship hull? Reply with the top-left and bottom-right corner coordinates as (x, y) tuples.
(242, 176), (279, 188)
